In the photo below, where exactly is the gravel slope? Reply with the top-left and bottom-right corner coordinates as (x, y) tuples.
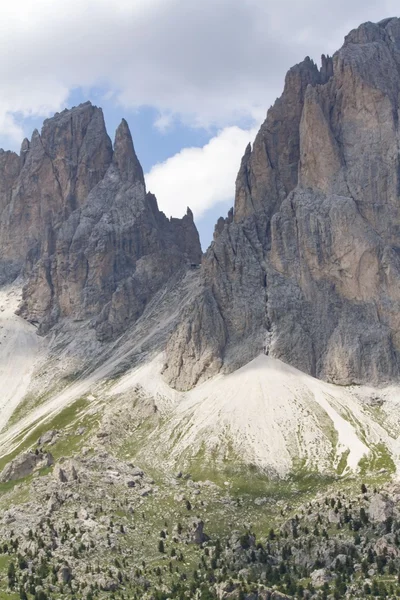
(0, 286), (43, 432)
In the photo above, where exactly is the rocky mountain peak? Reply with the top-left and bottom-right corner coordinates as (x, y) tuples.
(164, 17), (400, 391)
(0, 104), (201, 340)
(344, 16), (399, 45)
(0, 102), (115, 284)
(112, 118), (144, 185)
(19, 137), (30, 166)
(233, 53), (331, 224)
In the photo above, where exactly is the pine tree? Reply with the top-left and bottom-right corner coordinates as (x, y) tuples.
(7, 561), (16, 589)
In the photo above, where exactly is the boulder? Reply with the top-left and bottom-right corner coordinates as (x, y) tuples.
(368, 494), (394, 523)
(0, 451), (54, 482)
(37, 429), (58, 446)
(58, 565), (72, 584)
(53, 459), (78, 483)
(189, 518), (209, 545)
(311, 568), (332, 587)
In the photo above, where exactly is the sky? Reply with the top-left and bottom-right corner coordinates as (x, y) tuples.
(0, 0), (398, 249)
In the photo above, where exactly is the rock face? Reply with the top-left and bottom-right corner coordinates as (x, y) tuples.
(0, 102), (113, 284)
(0, 102), (201, 339)
(164, 18), (400, 389)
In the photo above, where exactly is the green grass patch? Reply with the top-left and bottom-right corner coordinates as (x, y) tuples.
(359, 443), (396, 478)
(0, 397), (92, 474)
(336, 449), (350, 475)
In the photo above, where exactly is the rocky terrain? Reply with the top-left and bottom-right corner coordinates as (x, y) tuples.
(0, 102), (201, 341)
(1, 14), (400, 600)
(0, 399), (399, 600)
(163, 17), (400, 391)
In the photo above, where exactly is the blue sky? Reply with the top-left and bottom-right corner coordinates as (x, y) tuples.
(0, 0), (397, 250)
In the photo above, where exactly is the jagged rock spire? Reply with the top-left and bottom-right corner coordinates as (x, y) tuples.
(0, 104), (202, 340)
(113, 118), (144, 184)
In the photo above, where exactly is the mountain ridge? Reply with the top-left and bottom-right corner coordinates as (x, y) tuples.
(0, 18), (400, 477)
(1, 18), (400, 599)
(0, 101), (202, 343)
(164, 16), (400, 391)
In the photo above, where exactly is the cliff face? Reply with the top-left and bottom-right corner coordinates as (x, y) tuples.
(2, 18), (400, 388)
(163, 17), (400, 390)
(0, 103), (201, 340)
(0, 102), (114, 283)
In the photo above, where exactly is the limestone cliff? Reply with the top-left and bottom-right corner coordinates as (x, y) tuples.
(0, 103), (201, 340)
(0, 102), (113, 283)
(164, 17), (400, 389)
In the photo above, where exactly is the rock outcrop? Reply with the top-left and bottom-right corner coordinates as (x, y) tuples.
(0, 451), (54, 482)
(164, 17), (400, 389)
(0, 102), (201, 340)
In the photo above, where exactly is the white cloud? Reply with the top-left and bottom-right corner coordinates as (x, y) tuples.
(0, 0), (398, 144)
(145, 125), (259, 219)
(153, 113), (175, 133)
(0, 106), (23, 142)
(1, 0), (399, 227)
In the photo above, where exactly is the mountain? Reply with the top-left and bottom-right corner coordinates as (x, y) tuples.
(0, 102), (201, 341)
(0, 17), (400, 477)
(1, 17), (400, 600)
(164, 17), (400, 391)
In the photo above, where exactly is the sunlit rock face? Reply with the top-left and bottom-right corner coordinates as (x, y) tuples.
(164, 18), (400, 390)
(0, 102), (201, 340)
